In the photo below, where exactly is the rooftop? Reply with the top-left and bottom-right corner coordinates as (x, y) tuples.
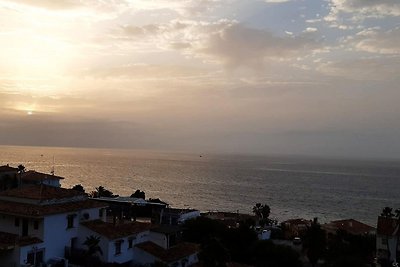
(0, 184), (84, 201)
(136, 241), (200, 263)
(0, 199), (107, 218)
(81, 219), (153, 240)
(96, 196), (148, 205)
(0, 231), (43, 249)
(282, 218), (311, 225)
(323, 219), (375, 235)
(21, 170), (64, 182)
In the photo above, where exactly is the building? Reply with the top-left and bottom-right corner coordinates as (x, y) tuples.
(0, 184), (107, 266)
(79, 219), (153, 265)
(20, 170), (64, 188)
(202, 211), (256, 228)
(323, 219), (376, 236)
(376, 216), (400, 263)
(153, 208), (200, 225)
(0, 165), (18, 191)
(281, 218), (311, 239)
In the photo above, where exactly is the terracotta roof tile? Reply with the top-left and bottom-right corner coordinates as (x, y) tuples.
(0, 231), (43, 249)
(81, 220), (152, 240)
(0, 199), (107, 218)
(324, 219), (375, 235)
(0, 185), (83, 200)
(136, 241), (200, 263)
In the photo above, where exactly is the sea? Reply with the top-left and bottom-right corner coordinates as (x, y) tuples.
(1, 145), (400, 226)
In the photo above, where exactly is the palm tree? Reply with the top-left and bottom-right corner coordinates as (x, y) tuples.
(83, 235), (103, 257)
(17, 164), (25, 187)
(252, 203), (271, 226)
(303, 218), (326, 267)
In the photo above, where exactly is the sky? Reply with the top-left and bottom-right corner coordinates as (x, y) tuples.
(0, 0), (399, 159)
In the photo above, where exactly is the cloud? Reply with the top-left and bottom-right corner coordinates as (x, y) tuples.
(80, 64), (209, 79)
(325, 0), (400, 21)
(114, 20), (319, 69)
(304, 27), (318, 33)
(198, 23), (318, 68)
(349, 27), (400, 55)
(2, 0), (127, 12)
(264, 0), (290, 3)
(128, 0), (222, 17)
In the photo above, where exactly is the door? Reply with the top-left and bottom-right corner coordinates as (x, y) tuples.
(22, 219), (28, 236)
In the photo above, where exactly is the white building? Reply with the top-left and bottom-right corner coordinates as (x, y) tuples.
(20, 170), (64, 188)
(0, 184), (107, 266)
(135, 225), (199, 267)
(79, 219), (153, 264)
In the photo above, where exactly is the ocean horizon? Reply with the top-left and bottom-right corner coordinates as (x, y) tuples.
(1, 145), (400, 226)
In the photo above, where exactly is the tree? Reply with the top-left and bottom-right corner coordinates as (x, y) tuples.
(200, 237), (230, 267)
(91, 186), (115, 198)
(83, 235), (103, 267)
(381, 207), (395, 217)
(252, 203), (271, 226)
(130, 189), (145, 199)
(71, 184), (85, 193)
(83, 235), (103, 256)
(249, 240), (303, 267)
(17, 164), (25, 187)
(303, 218), (326, 267)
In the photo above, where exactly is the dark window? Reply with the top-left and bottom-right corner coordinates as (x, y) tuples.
(115, 240), (122, 255)
(34, 220), (39, 230)
(128, 238), (133, 249)
(15, 218), (20, 227)
(99, 209), (104, 218)
(67, 215), (74, 228)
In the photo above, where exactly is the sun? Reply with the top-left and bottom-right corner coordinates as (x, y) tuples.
(27, 111), (33, 116)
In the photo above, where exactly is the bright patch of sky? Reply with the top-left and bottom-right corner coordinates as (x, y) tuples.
(0, 0), (399, 159)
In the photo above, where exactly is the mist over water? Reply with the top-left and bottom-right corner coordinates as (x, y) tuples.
(1, 145), (399, 226)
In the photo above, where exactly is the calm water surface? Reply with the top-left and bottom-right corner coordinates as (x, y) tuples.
(1, 145), (399, 226)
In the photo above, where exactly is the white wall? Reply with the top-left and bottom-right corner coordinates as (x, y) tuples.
(0, 214), (44, 238)
(148, 232), (168, 249)
(178, 211), (200, 224)
(106, 230), (150, 264)
(43, 207), (102, 262)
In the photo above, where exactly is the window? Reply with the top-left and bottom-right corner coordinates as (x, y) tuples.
(99, 208), (104, 218)
(15, 218), (20, 227)
(128, 237), (135, 249)
(115, 240), (123, 255)
(67, 215), (75, 229)
(34, 220), (39, 230)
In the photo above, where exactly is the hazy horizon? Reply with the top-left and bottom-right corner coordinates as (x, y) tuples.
(1, 0), (399, 159)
